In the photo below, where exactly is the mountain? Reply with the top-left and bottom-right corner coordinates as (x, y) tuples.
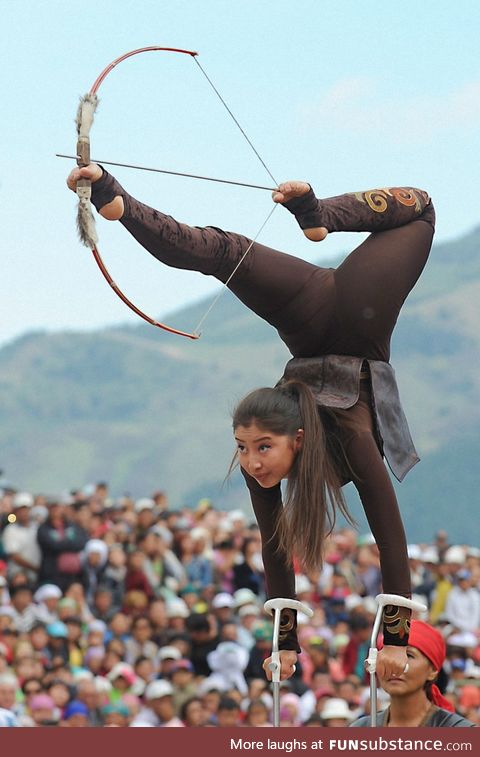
(1, 226), (479, 544)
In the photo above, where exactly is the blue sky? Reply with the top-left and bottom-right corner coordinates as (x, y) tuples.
(2, 0), (480, 346)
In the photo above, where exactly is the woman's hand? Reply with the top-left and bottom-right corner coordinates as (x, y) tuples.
(272, 181), (328, 242)
(375, 645), (409, 680)
(262, 649), (298, 681)
(66, 163), (124, 220)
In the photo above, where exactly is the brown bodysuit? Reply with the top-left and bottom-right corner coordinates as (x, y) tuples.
(90, 174), (435, 650)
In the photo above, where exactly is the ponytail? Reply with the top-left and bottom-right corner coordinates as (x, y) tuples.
(232, 380), (354, 572)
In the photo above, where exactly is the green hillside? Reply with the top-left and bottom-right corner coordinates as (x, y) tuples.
(1, 226), (479, 544)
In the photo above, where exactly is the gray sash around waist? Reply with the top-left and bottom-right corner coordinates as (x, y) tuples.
(277, 354), (419, 482)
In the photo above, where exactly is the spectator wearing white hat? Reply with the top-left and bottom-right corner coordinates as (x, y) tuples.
(236, 603), (261, 650)
(107, 662), (136, 699)
(0, 673), (19, 718)
(407, 544), (427, 589)
(211, 592), (235, 627)
(165, 596), (189, 630)
(177, 527), (214, 591)
(233, 588), (258, 609)
(2, 492), (41, 584)
(33, 584), (62, 625)
(319, 696), (354, 727)
(413, 547), (440, 606)
(157, 645), (182, 679)
(130, 679), (183, 727)
(444, 570), (480, 633)
(83, 539), (109, 608)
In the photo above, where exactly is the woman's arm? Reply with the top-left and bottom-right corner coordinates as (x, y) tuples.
(241, 469), (300, 654)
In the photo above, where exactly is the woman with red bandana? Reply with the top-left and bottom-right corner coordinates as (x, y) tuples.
(350, 621), (476, 727)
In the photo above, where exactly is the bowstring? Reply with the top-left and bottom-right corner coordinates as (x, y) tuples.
(191, 56), (279, 335)
(193, 57), (278, 186)
(192, 204), (278, 336)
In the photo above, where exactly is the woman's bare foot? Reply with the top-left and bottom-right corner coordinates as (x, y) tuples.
(66, 163), (124, 220)
(272, 181), (328, 242)
(272, 181), (311, 204)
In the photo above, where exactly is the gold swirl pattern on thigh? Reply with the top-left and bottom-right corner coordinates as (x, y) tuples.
(355, 190), (389, 213)
(389, 187), (419, 209)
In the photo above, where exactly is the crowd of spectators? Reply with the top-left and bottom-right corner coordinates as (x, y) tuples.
(0, 481), (479, 727)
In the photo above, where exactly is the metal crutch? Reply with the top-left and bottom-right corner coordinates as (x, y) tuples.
(365, 593), (427, 727)
(264, 597), (314, 727)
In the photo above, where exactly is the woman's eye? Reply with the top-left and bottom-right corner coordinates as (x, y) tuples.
(259, 444), (270, 452)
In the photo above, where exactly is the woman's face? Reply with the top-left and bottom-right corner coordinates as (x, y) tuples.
(234, 422), (303, 488)
(379, 646), (437, 697)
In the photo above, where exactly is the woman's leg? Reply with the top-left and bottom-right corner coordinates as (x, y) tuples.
(92, 170), (333, 332)
(333, 206), (435, 361)
(283, 186), (436, 361)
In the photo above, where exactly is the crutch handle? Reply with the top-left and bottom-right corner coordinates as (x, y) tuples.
(264, 597), (314, 617)
(374, 593), (428, 613)
(264, 598), (313, 687)
(368, 594), (427, 727)
(367, 593), (428, 674)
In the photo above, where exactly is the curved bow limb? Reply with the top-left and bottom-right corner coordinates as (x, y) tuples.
(76, 47), (202, 340)
(75, 45), (277, 340)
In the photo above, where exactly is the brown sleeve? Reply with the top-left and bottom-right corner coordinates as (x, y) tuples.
(283, 186), (434, 234)
(241, 470), (300, 652)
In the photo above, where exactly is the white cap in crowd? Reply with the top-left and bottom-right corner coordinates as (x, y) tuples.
(422, 547), (439, 564)
(444, 546), (466, 565)
(233, 588), (258, 608)
(33, 584), (62, 603)
(12, 492), (34, 509)
(157, 646), (182, 662)
(212, 592), (235, 609)
(134, 498), (155, 514)
(320, 697), (354, 722)
(144, 680), (174, 700)
(238, 604), (260, 618)
(165, 598), (189, 619)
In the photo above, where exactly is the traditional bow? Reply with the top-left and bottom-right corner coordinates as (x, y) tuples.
(74, 45), (279, 339)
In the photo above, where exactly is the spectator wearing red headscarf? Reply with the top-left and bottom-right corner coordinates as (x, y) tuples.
(350, 621), (476, 727)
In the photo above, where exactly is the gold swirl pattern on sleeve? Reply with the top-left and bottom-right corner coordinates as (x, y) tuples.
(383, 604), (411, 640)
(278, 607), (296, 641)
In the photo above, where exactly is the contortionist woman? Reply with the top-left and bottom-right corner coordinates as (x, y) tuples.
(67, 163), (436, 684)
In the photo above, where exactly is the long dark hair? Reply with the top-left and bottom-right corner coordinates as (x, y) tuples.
(232, 380), (354, 572)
